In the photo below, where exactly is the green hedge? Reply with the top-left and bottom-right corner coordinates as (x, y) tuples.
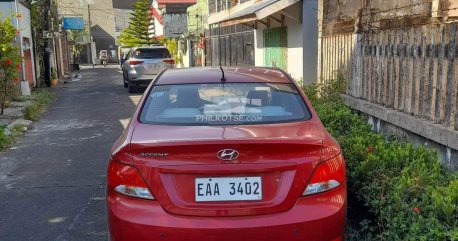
(303, 76), (458, 240)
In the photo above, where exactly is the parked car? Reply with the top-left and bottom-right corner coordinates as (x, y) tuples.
(107, 66), (346, 241)
(121, 46), (175, 93)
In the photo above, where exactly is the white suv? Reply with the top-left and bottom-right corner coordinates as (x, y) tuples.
(121, 46), (175, 93)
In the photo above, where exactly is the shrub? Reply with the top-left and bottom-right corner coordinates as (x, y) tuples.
(0, 14), (22, 115)
(24, 88), (54, 121)
(303, 77), (458, 240)
(0, 124), (24, 151)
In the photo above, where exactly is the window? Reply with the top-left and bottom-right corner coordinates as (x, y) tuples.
(140, 83), (311, 125)
(134, 48), (171, 59)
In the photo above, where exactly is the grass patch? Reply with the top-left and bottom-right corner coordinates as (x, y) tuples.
(24, 88), (55, 121)
(0, 88), (54, 151)
(303, 75), (458, 240)
(0, 124), (25, 151)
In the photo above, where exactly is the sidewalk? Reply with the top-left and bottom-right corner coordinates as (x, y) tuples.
(0, 97), (33, 134)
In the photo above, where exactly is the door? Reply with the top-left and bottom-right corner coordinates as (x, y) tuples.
(263, 27), (287, 71)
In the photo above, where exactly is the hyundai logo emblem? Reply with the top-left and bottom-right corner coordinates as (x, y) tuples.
(217, 149), (239, 161)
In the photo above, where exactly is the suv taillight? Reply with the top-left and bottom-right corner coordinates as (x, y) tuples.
(107, 159), (154, 200)
(128, 60), (144, 65)
(163, 59), (175, 64)
(302, 147), (345, 196)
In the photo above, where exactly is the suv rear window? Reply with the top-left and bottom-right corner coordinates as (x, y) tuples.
(140, 83), (311, 125)
(134, 48), (171, 59)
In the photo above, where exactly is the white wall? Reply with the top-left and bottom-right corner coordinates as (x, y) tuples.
(114, 9), (132, 40)
(303, 0), (318, 84)
(0, 3), (12, 17)
(0, 2), (36, 85)
(18, 3), (36, 85)
(254, 2), (303, 80)
(151, 0), (164, 38)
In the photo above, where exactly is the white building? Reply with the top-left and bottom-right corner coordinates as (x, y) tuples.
(206, 0), (318, 83)
(114, 9), (131, 40)
(149, 0), (164, 39)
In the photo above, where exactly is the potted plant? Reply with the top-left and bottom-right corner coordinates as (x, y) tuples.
(50, 68), (58, 86)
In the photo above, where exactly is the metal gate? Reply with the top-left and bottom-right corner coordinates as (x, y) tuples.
(263, 27), (287, 70)
(204, 25), (255, 66)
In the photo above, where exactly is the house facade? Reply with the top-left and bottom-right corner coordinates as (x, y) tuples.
(153, 0), (197, 39)
(57, 0), (116, 64)
(0, 0), (36, 87)
(205, 0), (319, 82)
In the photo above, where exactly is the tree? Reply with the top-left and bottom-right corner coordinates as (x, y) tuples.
(28, 0), (59, 87)
(67, 29), (88, 64)
(0, 15), (22, 114)
(118, 0), (157, 47)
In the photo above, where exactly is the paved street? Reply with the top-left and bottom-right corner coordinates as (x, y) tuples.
(0, 66), (140, 241)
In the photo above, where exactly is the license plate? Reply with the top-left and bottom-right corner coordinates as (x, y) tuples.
(195, 177), (262, 202)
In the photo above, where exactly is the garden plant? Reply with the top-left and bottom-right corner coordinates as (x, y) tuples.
(0, 14), (22, 115)
(303, 74), (458, 241)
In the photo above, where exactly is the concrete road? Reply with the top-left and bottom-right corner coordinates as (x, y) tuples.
(0, 66), (141, 241)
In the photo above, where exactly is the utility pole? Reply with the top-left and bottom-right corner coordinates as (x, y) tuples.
(88, 4), (93, 66)
(43, 0), (51, 87)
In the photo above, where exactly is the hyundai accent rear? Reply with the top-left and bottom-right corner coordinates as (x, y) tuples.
(107, 67), (346, 241)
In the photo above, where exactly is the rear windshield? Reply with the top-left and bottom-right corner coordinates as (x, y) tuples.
(140, 83), (311, 125)
(134, 48), (171, 59)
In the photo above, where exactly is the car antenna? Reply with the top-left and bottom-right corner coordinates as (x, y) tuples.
(219, 66), (226, 82)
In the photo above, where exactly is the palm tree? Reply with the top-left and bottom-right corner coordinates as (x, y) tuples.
(67, 29), (87, 64)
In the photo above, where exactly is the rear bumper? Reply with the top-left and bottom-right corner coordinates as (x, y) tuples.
(128, 79), (154, 88)
(128, 73), (159, 87)
(107, 186), (346, 241)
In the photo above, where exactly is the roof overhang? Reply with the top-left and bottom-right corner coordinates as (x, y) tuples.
(209, 0), (300, 27)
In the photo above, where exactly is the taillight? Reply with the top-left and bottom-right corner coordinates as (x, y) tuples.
(107, 159), (154, 200)
(128, 60), (144, 65)
(302, 148), (345, 196)
(163, 59), (175, 64)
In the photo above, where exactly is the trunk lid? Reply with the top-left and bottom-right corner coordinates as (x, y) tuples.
(133, 58), (173, 75)
(131, 122), (325, 217)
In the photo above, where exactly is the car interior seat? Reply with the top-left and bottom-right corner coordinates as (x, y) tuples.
(174, 86), (202, 108)
(246, 90), (270, 107)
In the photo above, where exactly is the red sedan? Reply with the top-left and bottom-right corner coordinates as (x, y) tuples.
(107, 67), (346, 241)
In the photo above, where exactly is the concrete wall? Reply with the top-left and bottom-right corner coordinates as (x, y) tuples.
(0, 2), (36, 86)
(320, 0), (458, 171)
(254, 2), (303, 80)
(17, 3), (36, 86)
(303, 0), (318, 85)
(343, 95), (458, 170)
(320, 0), (447, 36)
(114, 9), (131, 40)
(323, 0), (431, 22)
